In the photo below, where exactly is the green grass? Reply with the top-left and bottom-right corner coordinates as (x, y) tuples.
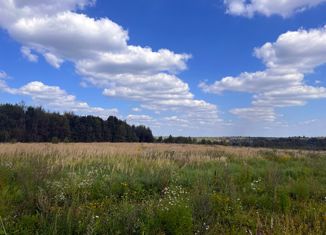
(0, 144), (325, 234)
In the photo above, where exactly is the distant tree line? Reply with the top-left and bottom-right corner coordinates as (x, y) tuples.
(225, 137), (326, 150)
(0, 103), (154, 143)
(155, 135), (326, 150)
(155, 135), (223, 145)
(156, 135), (196, 144)
(1, 103), (325, 149)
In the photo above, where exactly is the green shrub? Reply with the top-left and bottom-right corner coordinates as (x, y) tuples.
(289, 181), (310, 200)
(51, 137), (60, 144)
(157, 201), (193, 235)
(277, 188), (291, 213)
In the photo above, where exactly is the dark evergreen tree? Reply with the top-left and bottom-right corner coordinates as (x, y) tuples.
(0, 103), (155, 143)
(135, 125), (154, 142)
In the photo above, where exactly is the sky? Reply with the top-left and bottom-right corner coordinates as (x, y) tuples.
(1, 0), (326, 137)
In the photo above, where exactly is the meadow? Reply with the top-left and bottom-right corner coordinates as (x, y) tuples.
(0, 143), (325, 234)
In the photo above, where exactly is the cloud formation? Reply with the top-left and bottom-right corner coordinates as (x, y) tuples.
(224, 0), (326, 17)
(201, 26), (326, 122)
(0, 77), (117, 118)
(21, 47), (38, 62)
(0, 0), (220, 130)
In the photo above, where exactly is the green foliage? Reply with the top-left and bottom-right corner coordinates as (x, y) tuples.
(51, 137), (60, 144)
(63, 137), (70, 143)
(277, 187), (291, 213)
(0, 103), (154, 143)
(156, 186), (193, 235)
(0, 145), (325, 234)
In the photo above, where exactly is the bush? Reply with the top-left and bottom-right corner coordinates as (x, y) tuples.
(51, 137), (60, 144)
(277, 187), (291, 213)
(157, 201), (193, 234)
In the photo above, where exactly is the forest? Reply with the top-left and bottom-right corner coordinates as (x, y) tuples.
(155, 135), (326, 150)
(1, 103), (326, 150)
(0, 103), (154, 143)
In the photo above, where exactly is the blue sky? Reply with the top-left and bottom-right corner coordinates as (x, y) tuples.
(1, 0), (326, 136)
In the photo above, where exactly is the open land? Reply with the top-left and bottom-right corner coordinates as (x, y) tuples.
(0, 143), (325, 234)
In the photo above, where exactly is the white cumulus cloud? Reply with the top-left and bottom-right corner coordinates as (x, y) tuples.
(21, 47), (38, 62)
(224, 0), (326, 17)
(0, 0), (220, 130)
(201, 26), (326, 122)
(0, 78), (118, 118)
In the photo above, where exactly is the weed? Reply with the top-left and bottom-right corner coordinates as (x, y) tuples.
(0, 143), (325, 234)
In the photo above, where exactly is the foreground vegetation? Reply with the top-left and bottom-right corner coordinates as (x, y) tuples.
(0, 143), (325, 234)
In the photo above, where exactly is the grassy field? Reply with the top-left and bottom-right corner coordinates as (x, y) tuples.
(0, 143), (325, 234)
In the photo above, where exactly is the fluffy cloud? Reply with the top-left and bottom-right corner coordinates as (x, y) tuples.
(21, 47), (38, 62)
(127, 114), (154, 122)
(0, 79), (117, 118)
(76, 46), (190, 76)
(1, 2), (187, 75)
(254, 27), (326, 72)
(0, 0), (219, 130)
(1, 73), (216, 132)
(253, 86), (326, 107)
(0, 0), (95, 25)
(9, 12), (129, 62)
(224, 0), (326, 17)
(99, 73), (193, 106)
(230, 107), (277, 122)
(163, 116), (190, 127)
(200, 70), (304, 94)
(201, 26), (326, 122)
(126, 114), (159, 127)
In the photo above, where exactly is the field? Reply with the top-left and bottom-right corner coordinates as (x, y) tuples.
(0, 143), (325, 234)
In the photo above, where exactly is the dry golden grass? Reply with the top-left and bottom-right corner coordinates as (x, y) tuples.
(0, 143), (325, 234)
(0, 142), (323, 160)
(0, 142), (312, 154)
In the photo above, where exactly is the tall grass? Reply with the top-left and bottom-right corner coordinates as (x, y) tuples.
(0, 143), (325, 234)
